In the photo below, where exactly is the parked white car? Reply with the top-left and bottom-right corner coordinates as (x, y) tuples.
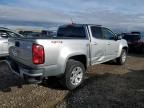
(0, 27), (23, 57)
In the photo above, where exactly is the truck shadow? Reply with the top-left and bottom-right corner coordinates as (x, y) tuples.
(59, 69), (144, 108)
(0, 57), (7, 61)
(0, 61), (65, 92)
(0, 62), (24, 92)
(40, 77), (66, 90)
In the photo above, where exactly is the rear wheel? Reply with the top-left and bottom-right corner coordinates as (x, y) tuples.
(61, 59), (85, 90)
(116, 49), (127, 65)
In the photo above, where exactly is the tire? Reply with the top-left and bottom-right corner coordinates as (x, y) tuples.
(61, 59), (85, 90)
(116, 49), (127, 65)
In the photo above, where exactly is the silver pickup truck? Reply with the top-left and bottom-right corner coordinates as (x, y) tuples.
(8, 24), (128, 90)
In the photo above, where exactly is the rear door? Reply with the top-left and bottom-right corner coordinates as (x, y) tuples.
(89, 26), (106, 64)
(102, 28), (119, 60)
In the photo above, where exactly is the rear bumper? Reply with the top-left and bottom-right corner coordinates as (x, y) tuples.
(5, 57), (63, 83)
(6, 58), (64, 77)
(6, 59), (43, 77)
(5, 58), (44, 83)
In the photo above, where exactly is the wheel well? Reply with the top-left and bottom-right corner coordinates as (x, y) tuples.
(69, 55), (87, 69)
(123, 47), (128, 53)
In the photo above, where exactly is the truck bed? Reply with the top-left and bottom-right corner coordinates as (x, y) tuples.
(9, 38), (89, 69)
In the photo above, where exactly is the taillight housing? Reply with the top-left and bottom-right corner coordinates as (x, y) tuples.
(32, 44), (45, 64)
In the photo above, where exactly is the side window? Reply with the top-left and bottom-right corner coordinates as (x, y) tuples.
(103, 28), (115, 40)
(91, 26), (103, 39)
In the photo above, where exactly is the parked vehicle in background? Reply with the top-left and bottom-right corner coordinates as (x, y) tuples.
(122, 33), (144, 53)
(19, 30), (56, 38)
(41, 30), (55, 37)
(8, 24), (128, 90)
(19, 31), (40, 38)
(131, 31), (141, 35)
(0, 27), (23, 57)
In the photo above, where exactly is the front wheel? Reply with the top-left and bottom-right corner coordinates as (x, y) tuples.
(62, 59), (85, 90)
(116, 49), (127, 65)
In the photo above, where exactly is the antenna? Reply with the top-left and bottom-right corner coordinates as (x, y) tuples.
(70, 18), (74, 24)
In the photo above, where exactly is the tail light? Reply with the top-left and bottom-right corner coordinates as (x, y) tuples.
(32, 44), (45, 64)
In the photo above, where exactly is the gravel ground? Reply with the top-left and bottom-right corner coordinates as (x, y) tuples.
(0, 54), (144, 108)
(58, 54), (144, 108)
(0, 59), (68, 108)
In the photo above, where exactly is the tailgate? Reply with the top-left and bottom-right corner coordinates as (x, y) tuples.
(9, 38), (34, 67)
(9, 38), (62, 68)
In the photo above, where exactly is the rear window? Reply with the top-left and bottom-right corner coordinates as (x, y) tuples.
(57, 25), (86, 39)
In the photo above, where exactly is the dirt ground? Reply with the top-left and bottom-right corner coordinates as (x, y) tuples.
(0, 54), (144, 108)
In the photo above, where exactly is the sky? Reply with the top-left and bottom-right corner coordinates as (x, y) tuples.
(0, 0), (144, 31)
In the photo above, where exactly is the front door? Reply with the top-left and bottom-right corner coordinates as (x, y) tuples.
(102, 28), (119, 60)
